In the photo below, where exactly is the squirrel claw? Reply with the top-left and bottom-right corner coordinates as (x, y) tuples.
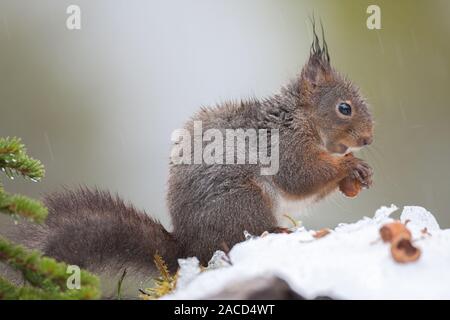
(349, 161), (373, 188)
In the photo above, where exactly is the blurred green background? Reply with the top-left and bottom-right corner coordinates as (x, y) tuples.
(0, 0), (449, 233)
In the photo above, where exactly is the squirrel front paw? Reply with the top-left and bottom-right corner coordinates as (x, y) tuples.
(344, 156), (373, 189)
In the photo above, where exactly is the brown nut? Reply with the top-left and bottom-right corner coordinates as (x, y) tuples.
(338, 177), (362, 198)
(390, 236), (421, 263)
(379, 221), (412, 243)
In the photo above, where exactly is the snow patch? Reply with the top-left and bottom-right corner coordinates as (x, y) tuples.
(166, 205), (450, 300)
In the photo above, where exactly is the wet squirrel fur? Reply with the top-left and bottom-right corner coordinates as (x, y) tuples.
(16, 25), (374, 284)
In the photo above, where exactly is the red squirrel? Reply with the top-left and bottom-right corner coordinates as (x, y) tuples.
(19, 24), (373, 278)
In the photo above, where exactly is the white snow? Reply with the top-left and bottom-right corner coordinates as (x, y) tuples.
(165, 205), (450, 300)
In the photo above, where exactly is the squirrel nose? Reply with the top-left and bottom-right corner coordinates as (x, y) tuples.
(359, 137), (373, 146)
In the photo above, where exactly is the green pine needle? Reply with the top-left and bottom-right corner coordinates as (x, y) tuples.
(0, 137), (47, 223)
(0, 275), (99, 300)
(0, 190), (48, 223)
(0, 137), (45, 181)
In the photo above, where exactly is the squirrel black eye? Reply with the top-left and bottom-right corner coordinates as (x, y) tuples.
(337, 102), (352, 116)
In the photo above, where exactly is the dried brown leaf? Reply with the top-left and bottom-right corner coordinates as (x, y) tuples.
(379, 221), (412, 243)
(313, 228), (331, 239)
(390, 236), (421, 263)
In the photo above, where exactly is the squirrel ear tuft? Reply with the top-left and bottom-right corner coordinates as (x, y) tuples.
(301, 18), (332, 87)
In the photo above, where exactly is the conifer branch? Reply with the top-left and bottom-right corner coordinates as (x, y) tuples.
(0, 276), (60, 300)
(0, 136), (101, 299)
(0, 137), (45, 181)
(0, 137), (47, 223)
(0, 236), (100, 297)
(0, 275), (99, 300)
(0, 189), (48, 223)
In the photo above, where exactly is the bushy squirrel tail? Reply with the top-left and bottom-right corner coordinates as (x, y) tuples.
(16, 188), (180, 276)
